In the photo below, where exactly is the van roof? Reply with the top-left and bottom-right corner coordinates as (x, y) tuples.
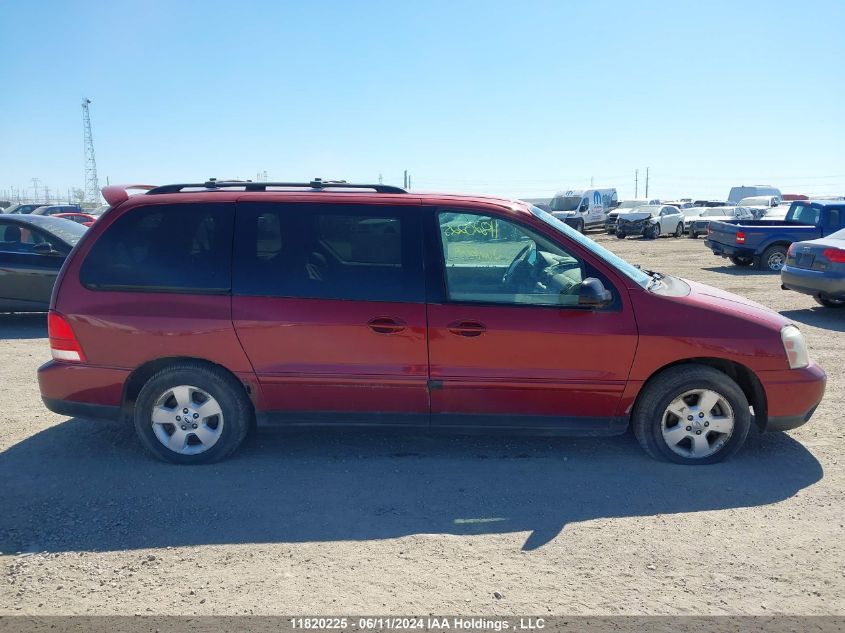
(100, 181), (529, 213)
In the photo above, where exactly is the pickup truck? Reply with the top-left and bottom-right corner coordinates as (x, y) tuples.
(704, 200), (845, 271)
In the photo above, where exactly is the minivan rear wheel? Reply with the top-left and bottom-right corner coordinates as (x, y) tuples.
(632, 365), (751, 464)
(134, 363), (252, 464)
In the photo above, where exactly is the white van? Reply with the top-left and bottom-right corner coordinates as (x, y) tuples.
(549, 188), (618, 232)
(727, 185), (782, 204)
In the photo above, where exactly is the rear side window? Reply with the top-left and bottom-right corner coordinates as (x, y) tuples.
(233, 202), (424, 302)
(80, 203), (234, 293)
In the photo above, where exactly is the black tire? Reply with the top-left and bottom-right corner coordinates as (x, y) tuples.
(632, 365), (751, 465)
(674, 223), (683, 238)
(576, 219), (584, 234)
(730, 256), (754, 266)
(133, 362), (252, 464)
(645, 224), (660, 240)
(688, 231), (699, 239)
(616, 231), (626, 239)
(757, 245), (788, 272)
(814, 294), (845, 308)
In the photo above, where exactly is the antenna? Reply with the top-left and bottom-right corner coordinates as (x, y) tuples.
(82, 98), (101, 204)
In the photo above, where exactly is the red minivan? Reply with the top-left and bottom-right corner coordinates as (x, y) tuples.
(38, 180), (826, 465)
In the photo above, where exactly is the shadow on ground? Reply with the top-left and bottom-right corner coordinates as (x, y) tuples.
(702, 266), (773, 276)
(781, 308), (845, 332)
(0, 420), (822, 553)
(0, 313), (47, 340)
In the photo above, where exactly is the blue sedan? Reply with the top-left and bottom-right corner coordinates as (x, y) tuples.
(781, 227), (845, 308)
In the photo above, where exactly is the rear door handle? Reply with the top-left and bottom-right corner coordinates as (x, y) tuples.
(367, 317), (406, 334)
(447, 320), (486, 337)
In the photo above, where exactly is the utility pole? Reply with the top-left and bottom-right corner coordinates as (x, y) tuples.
(82, 98), (101, 204)
(634, 169), (638, 198)
(645, 167), (649, 198)
(378, 173), (383, 184)
(403, 170), (408, 189)
(590, 176), (594, 188)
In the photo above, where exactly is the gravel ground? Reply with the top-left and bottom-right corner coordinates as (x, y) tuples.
(0, 232), (843, 616)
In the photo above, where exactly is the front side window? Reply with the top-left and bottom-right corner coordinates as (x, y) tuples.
(233, 203), (424, 302)
(80, 203), (234, 292)
(438, 210), (584, 306)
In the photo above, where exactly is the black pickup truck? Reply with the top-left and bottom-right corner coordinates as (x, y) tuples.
(704, 200), (845, 271)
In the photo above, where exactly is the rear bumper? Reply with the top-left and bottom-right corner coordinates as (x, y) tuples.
(704, 240), (755, 258)
(38, 360), (128, 420)
(758, 363), (826, 432)
(42, 397), (121, 421)
(781, 265), (845, 299)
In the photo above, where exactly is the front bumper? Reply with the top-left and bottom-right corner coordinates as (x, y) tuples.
(617, 221), (648, 235)
(781, 265), (845, 299)
(758, 362), (826, 432)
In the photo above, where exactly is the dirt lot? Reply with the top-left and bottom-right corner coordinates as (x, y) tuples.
(1, 232), (843, 616)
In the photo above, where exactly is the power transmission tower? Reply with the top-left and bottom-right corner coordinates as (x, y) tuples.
(634, 169), (638, 197)
(645, 167), (649, 198)
(82, 98), (101, 204)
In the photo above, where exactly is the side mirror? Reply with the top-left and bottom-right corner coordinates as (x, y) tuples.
(577, 278), (613, 308)
(33, 242), (61, 256)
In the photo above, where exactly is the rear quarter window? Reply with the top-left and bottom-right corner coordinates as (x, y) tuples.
(79, 203), (234, 293)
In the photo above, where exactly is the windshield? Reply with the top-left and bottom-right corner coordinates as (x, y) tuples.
(617, 200), (646, 209)
(739, 196), (769, 206)
(530, 205), (651, 288)
(550, 195), (582, 212)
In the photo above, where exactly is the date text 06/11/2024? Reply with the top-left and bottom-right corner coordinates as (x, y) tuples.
(289, 617), (548, 631)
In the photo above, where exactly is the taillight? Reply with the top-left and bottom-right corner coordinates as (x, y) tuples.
(822, 247), (845, 263)
(736, 231), (746, 244)
(48, 311), (85, 362)
(787, 244), (796, 257)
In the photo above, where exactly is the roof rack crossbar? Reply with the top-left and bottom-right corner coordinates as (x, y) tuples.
(146, 178), (407, 195)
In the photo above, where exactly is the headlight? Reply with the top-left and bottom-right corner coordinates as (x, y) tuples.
(781, 325), (810, 369)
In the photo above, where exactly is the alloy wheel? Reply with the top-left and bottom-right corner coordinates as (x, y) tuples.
(661, 389), (734, 459)
(767, 251), (786, 271)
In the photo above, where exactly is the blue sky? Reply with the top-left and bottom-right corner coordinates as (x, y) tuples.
(1, 0), (843, 202)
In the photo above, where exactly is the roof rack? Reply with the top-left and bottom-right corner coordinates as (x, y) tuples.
(146, 178), (407, 195)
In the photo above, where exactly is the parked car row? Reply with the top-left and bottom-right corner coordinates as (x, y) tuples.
(685, 206), (755, 238)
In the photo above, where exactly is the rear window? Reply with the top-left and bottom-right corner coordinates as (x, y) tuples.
(80, 203), (234, 293)
(786, 204), (821, 225)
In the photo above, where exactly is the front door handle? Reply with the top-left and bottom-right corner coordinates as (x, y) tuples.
(447, 320), (486, 337)
(367, 317), (406, 334)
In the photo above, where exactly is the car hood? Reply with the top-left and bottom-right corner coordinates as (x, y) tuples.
(618, 212), (654, 221)
(683, 278), (789, 329)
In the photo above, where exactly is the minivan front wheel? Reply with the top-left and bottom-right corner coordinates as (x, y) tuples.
(134, 363), (252, 464)
(632, 365), (751, 464)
